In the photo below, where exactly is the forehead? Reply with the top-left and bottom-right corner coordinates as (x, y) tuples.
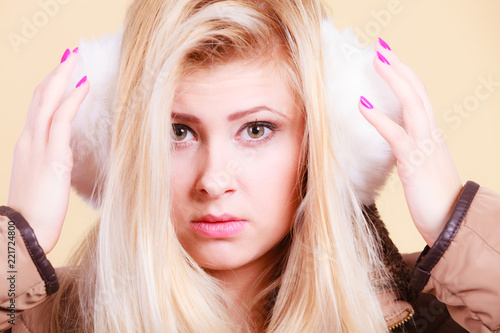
(173, 60), (298, 117)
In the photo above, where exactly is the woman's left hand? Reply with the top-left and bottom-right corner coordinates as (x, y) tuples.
(357, 38), (463, 248)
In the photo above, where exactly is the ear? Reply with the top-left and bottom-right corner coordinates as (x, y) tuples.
(321, 18), (402, 206)
(65, 27), (123, 209)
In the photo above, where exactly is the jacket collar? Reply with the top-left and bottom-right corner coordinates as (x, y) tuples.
(363, 204), (418, 330)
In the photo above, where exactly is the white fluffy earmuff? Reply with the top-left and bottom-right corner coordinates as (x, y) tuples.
(65, 19), (402, 210)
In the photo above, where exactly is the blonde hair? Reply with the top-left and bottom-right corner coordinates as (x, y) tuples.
(48, 0), (393, 331)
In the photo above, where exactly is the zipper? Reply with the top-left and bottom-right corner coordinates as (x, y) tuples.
(388, 309), (413, 331)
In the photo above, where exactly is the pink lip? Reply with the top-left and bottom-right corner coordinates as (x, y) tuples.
(191, 214), (247, 238)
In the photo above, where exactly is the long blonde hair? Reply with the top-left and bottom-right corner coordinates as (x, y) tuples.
(49, 0), (392, 331)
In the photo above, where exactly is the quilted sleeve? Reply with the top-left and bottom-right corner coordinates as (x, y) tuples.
(411, 181), (500, 333)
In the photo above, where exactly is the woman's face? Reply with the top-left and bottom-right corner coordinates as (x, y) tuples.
(171, 60), (305, 272)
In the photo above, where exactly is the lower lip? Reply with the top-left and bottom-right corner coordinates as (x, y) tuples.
(190, 221), (247, 238)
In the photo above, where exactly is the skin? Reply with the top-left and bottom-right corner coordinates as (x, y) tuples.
(6, 39), (463, 321)
(170, 60), (305, 312)
(7, 44), (462, 254)
(358, 42), (463, 247)
(7, 50), (89, 254)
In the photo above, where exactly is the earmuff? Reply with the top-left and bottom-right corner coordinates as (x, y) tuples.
(66, 19), (402, 209)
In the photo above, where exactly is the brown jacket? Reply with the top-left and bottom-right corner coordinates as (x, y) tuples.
(1, 180), (499, 332)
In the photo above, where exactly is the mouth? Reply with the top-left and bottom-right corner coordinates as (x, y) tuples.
(190, 214), (247, 238)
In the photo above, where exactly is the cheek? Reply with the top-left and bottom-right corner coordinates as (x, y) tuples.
(245, 140), (302, 218)
(170, 156), (195, 210)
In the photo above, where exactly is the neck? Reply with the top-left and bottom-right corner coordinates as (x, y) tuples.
(205, 239), (287, 329)
(209, 262), (265, 326)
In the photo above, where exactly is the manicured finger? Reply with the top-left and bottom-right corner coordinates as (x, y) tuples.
(47, 76), (89, 154)
(358, 96), (414, 162)
(371, 53), (431, 141)
(27, 48), (79, 141)
(35, 48), (79, 111)
(375, 39), (437, 128)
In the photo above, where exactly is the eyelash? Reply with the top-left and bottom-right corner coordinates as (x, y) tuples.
(239, 121), (279, 145)
(171, 121), (279, 147)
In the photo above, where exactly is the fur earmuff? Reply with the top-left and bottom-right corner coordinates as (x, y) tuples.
(66, 19), (401, 209)
(321, 19), (402, 205)
(65, 28), (123, 209)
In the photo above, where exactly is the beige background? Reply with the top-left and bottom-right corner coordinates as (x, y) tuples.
(1, 0), (499, 267)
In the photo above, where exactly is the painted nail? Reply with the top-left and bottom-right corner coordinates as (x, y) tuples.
(60, 48), (71, 63)
(376, 51), (390, 65)
(360, 96), (373, 109)
(76, 76), (87, 88)
(72, 47), (79, 54)
(378, 37), (391, 51)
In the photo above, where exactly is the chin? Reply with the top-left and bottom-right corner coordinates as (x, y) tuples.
(197, 259), (248, 272)
(186, 244), (259, 272)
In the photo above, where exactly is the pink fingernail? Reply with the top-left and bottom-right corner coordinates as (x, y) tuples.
(378, 37), (391, 51)
(376, 51), (390, 65)
(60, 48), (71, 63)
(76, 76), (87, 88)
(72, 47), (79, 54)
(360, 96), (373, 109)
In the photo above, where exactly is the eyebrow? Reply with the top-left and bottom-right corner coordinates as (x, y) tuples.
(171, 106), (287, 123)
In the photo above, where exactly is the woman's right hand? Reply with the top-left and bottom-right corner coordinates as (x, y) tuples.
(7, 48), (89, 254)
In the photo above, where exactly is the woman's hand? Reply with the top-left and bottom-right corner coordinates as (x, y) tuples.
(7, 48), (89, 254)
(357, 38), (463, 248)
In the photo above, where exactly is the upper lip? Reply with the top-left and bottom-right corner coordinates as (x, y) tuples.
(192, 214), (246, 223)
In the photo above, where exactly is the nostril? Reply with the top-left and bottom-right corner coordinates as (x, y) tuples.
(194, 152), (238, 198)
(198, 181), (220, 197)
(196, 176), (236, 199)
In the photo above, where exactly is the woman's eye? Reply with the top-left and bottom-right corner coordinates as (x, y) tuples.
(247, 125), (266, 139)
(171, 124), (195, 142)
(240, 122), (278, 142)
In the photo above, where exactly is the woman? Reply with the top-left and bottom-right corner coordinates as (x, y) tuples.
(1, 0), (499, 332)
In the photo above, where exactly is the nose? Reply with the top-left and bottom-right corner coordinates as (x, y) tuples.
(195, 143), (237, 199)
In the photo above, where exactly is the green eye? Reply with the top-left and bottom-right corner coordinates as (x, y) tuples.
(240, 121), (278, 144)
(247, 125), (265, 139)
(171, 124), (193, 141)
